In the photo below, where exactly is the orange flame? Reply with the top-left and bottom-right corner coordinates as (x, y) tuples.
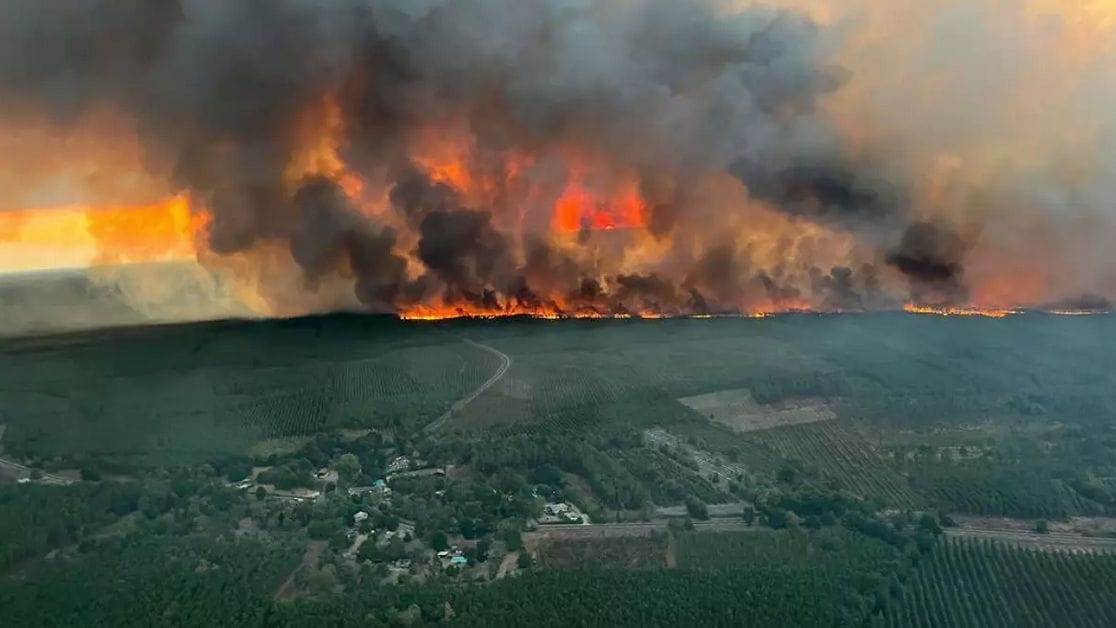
(903, 302), (1019, 318)
(552, 178), (646, 232)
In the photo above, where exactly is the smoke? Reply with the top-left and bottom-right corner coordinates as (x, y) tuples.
(1, 0), (1115, 318)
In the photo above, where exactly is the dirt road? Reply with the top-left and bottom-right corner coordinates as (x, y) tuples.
(273, 540), (325, 600)
(945, 527), (1116, 554)
(0, 456), (73, 485)
(423, 339), (511, 434)
(527, 520), (759, 544)
(495, 551), (520, 579)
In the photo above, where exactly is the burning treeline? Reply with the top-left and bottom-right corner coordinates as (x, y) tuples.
(1, 0), (1115, 320)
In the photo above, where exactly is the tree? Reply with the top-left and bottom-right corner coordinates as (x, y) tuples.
(335, 454), (361, 488)
(742, 506), (756, 526)
(685, 498), (709, 521)
(358, 540), (380, 563)
(1035, 519), (1050, 534)
(918, 514), (942, 536)
(308, 520), (338, 540)
(80, 466), (102, 482)
(255, 486), (267, 501)
(500, 527), (523, 551)
(529, 463), (563, 486)
(384, 537), (405, 561)
(430, 531), (450, 552)
(777, 465), (799, 485)
(224, 462), (252, 482)
(767, 508), (790, 529)
(516, 552), (533, 569)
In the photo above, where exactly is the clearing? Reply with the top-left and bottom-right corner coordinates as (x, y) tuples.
(677, 388), (834, 433)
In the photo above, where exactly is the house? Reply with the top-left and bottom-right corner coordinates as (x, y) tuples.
(449, 555), (468, 566)
(348, 480), (391, 499)
(540, 502), (586, 524)
(386, 456), (411, 474)
(353, 511), (370, 526)
(315, 468), (339, 484)
(437, 550), (451, 558)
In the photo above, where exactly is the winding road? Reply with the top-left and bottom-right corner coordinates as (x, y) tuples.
(423, 339), (511, 434)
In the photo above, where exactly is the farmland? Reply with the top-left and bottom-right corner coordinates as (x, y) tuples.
(886, 537), (1116, 627)
(755, 420), (925, 508)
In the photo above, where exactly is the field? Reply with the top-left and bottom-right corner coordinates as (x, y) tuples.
(535, 533), (669, 570)
(678, 388), (835, 432)
(755, 421), (925, 508)
(886, 537), (1116, 627)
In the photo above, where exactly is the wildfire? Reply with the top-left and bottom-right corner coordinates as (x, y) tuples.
(552, 177), (646, 232)
(903, 303), (1020, 318)
(398, 296), (816, 321)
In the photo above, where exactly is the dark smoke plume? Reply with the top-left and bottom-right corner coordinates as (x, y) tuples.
(886, 222), (968, 304)
(0, 0), (980, 313)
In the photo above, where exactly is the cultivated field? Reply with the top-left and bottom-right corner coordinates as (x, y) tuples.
(887, 537), (1116, 627)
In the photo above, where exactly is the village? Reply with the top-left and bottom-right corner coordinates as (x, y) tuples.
(224, 437), (595, 592)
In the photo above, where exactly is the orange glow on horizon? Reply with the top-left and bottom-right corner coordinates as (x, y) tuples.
(0, 196), (207, 273)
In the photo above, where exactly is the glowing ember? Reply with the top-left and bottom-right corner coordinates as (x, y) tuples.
(903, 303), (1020, 318)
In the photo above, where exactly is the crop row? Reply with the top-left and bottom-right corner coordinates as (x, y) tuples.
(757, 421), (924, 509)
(887, 537), (1116, 627)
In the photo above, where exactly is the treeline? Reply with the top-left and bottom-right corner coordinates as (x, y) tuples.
(273, 568), (857, 627)
(907, 462), (1110, 519)
(0, 483), (142, 570)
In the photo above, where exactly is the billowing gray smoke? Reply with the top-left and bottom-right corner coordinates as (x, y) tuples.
(0, 0), (964, 313)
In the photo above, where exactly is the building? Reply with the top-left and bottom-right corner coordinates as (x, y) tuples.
(353, 511), (370, 526)
(540, 502), (587, 524)
(348, 480), (392, 499)
(387, 456), (411, 474)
